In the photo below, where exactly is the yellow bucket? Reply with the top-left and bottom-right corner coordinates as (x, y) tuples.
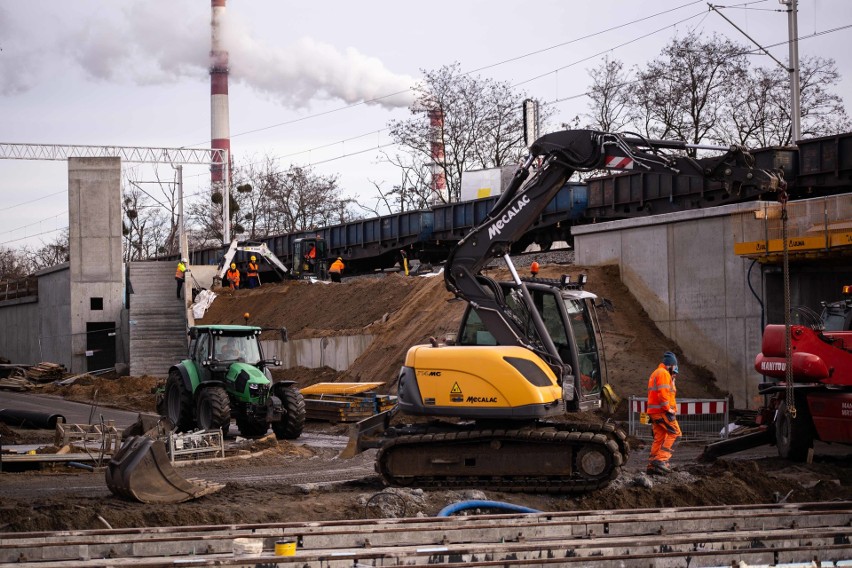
(275, 539), (297, 556)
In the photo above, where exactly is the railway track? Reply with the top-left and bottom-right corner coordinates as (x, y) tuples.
(2, 501), (850, 567)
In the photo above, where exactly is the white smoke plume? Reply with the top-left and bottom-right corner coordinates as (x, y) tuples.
(0, 2), (415, 109)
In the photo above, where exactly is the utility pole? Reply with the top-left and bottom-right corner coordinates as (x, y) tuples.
(782, 0), (802, 143)
(709, 2), (802, 144)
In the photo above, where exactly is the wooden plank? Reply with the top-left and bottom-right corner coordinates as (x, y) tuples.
(300, 382), (384, 396)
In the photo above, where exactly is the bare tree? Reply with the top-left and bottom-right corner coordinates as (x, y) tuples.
(387, 63), (532, 204)
(586, 35), (850, 150)
(122, 186), (169, 261)
(22, 230), (70, 270)
(630, 33), (749, 153)
(584, 57), (635, 132)
(0, 247), (29, 281)
(188, 158), (357, 246)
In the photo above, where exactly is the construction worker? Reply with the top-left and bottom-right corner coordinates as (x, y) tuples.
(530, 259), (540, 278)
(226, 262), (241, 290)
(175, 258), (188, 299)
(247, 255), (260, 288)
(646, 351), (682, 475)
(304, 243), (317, 272)
(329, 256), (345, 283)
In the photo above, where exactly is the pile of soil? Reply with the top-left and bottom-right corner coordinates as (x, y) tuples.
(198, 264), (723, 406)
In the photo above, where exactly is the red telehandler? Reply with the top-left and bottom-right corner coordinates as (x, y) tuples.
(702, 285), (852, 461)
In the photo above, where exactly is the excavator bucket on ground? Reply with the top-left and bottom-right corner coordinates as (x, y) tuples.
(105, 435), (225, 504)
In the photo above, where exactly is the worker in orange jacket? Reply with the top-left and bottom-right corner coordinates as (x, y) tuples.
(328, 257), (345, 283)
(646, 351), (682, 475)
(246, 255), (260, 288)
(226, 263), (241, 290)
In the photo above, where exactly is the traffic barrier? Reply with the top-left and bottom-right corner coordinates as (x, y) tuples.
(628, 397), (729, 441)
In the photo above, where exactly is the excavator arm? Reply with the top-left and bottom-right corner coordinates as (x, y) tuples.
(445, 129), (781, 379)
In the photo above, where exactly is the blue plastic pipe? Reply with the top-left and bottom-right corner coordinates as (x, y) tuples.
(438, 500), (541, 517)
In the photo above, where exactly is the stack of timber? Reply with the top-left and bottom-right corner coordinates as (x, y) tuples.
(0, 365), (31, 391)
(25, 362), (66, 382)
(300, 382), (395, 423)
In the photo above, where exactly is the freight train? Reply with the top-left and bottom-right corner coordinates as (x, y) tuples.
(181, 131), (852, 278)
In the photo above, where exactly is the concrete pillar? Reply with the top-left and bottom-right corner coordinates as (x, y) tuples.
(68, 157), (124, 374)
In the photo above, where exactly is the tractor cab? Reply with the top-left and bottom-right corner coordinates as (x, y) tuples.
(292, 236), (328, 280)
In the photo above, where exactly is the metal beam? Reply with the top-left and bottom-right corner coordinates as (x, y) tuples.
(0, 143), (226, 165)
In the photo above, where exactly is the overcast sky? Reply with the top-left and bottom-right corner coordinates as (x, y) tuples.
(1, 0), (850, 251)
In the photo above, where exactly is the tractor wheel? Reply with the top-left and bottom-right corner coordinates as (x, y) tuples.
(196, 387), (232, 432)
(163, 370), (195, 432)
(775, 400), (813, 462)
(271, 384), (305, 440)
(236, 418), (269, 438)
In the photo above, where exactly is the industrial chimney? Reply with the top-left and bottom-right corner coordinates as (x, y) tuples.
(428, 108), (447, 204)
(210, 0), (231, 241)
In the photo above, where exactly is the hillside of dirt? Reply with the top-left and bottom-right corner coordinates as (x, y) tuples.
(196, 262), (724, 407)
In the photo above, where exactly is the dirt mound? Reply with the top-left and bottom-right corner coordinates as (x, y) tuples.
(199, 264), (723, 404)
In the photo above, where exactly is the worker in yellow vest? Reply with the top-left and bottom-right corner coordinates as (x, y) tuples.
(175, 258), (188, 299)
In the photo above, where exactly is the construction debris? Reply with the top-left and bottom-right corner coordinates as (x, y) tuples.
(25, 362), (66, 382)
(0, 366), (32, 391)
(55, 421), (121, 455)
(300, 382), (395, 423)
(167, 429), (226, 463)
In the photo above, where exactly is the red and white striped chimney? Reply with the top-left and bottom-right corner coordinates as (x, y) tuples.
(210, 0), (231, 240)
(210, 0), (230, 183)
(428, 108), (447, 202)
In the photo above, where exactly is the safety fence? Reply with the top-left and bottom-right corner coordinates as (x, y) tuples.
(628, 397), (730, 442)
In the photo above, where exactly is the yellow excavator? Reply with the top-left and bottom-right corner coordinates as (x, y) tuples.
(344, 129), (781, 492)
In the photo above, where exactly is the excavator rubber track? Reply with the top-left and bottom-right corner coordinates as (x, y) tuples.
(376, 421), (629, 493)
(105, 436), (225, 504)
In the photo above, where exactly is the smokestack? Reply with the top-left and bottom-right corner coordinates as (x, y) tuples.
(428, 108), (447, 203)
(211, 0), (231, 241)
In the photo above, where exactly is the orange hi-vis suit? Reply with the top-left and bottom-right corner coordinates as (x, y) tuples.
(226, 268), (241, 289)
(647, 363), (682, 467)
(247, 261), (258, 279)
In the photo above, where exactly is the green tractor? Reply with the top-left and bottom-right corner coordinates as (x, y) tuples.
(157, 325), (305, 439)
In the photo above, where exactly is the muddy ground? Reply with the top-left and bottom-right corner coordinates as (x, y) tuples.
(0, 262), (850, 532)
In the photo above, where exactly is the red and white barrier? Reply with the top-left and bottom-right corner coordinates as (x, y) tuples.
(630, 399), (728, 415)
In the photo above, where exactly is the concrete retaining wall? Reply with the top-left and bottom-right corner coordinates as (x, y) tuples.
(574, 201), (768, 409)
(260, 335), (374, 372)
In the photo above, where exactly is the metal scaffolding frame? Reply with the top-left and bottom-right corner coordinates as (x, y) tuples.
(0, 143), (226, 166)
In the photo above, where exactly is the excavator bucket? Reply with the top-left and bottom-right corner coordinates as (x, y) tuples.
(105, 436), (225, 504)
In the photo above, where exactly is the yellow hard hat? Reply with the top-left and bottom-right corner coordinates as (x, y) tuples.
(230, 263), (236, 269)
(337, 257), (342, 261)
(250, 255), (256, 261)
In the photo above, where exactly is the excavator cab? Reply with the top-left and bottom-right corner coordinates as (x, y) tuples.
(292, 236), (328, 280)
(457, 278), (604, 411)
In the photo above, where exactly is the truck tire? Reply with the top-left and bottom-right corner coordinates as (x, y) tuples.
(196, 386), (231, 432)
(164, 370), (195, 432)
(236, 418), (269, 438)
(271, 384), (305, 440)
(775, 400), (813, 462)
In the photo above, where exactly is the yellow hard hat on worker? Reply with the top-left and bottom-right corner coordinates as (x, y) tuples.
(230, 263), (236, 269)
(250, 255), (256, 261)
